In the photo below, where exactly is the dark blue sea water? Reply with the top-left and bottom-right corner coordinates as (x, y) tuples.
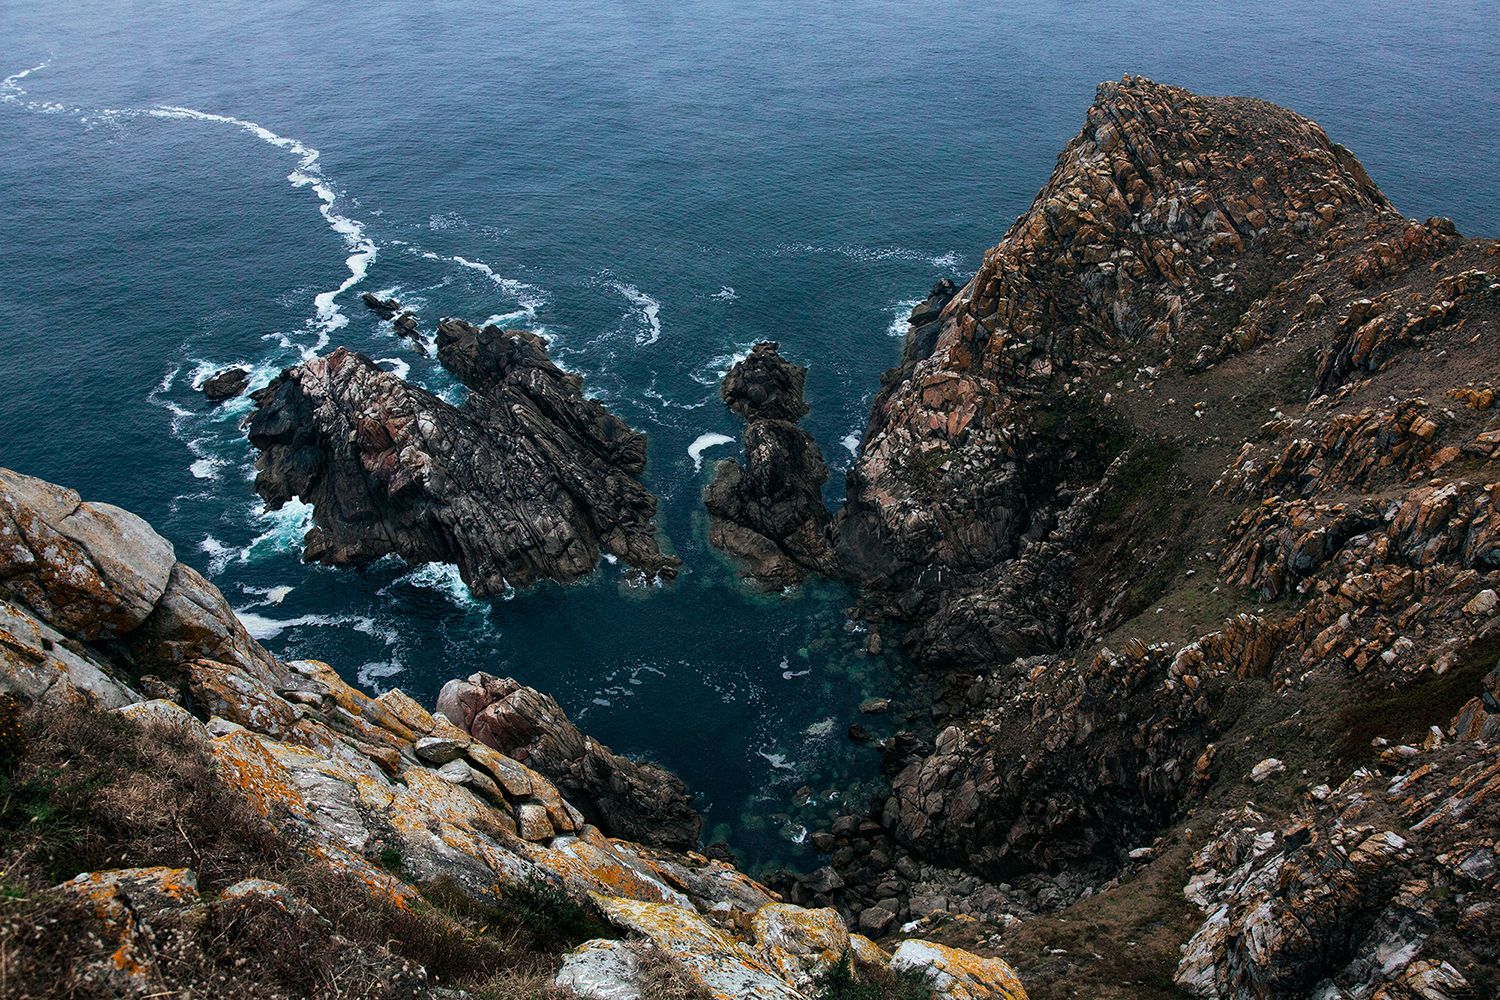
(2, 1), (1496, 869)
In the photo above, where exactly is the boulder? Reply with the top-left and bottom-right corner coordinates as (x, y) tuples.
(437, 671), (701, 849)
(705, 343), (838, 589)
(200, 366), (249, 402)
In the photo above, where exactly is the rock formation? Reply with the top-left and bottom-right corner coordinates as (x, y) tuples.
(437, 671), (702, 850)
(705, 342), (838, 589)
(246, 320), (679, 595)
(796, 75), (1500, 998)
(0, 465), (1025, 999)
(362, 291), (425, 351)
(200, 365), (249, 402)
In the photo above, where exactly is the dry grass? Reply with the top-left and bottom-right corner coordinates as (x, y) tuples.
(0, 696), (613, 999)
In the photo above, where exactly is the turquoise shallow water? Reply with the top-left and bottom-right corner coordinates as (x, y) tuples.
(1, 1), (1496, 870)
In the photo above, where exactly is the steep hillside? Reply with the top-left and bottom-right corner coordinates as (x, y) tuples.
(789, 76), (1500, 999)
(0, 467), (1022, 999)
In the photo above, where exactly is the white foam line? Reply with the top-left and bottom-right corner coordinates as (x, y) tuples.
(5, 62), (373, 360)
(408, 247), (547, 317)
(774, 242), (961, 268)
(610, 281), (662, 345)
(149, 105), (374, 355)
(688, 432), (735, 471)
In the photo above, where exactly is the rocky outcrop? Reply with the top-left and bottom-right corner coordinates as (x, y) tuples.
(0, 465), (1027, 999)
(806, 75), (1500, 996)
(361, 291), (425, 351)
(437, 671), (701, 850)
(1175, 687), (1499, 999)
(200, 366), (249, 402)
(705, 343), (838, 589)
(247, 323), (678, 595)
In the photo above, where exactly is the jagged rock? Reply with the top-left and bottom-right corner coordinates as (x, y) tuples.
(200, 366), (249, 402)
(817, 77), (1500, 957)
(1175, 702), (1498, 998)
(721, 341), (812, 421)
(247, 327), (678, 594)
(360, 291), (401, 317)
(0, 467), (1028, 1000)
(705, 342), (838, 589)
(437, 671), (702, 849)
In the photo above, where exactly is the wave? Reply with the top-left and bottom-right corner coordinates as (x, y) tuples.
(711, 285), (738, 301)
(689, 344), (754, 387)
(886, 297), (923, 338)
(383, 562), (486, 610)
(609, 281), (662, 345)
(840, 430), (861, 457)
(687, 432), (735, 471)
(374, 357), (410, 380)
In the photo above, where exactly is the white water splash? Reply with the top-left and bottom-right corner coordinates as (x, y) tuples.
(610, 281), (662, 345)
(688, 432), (735, 470)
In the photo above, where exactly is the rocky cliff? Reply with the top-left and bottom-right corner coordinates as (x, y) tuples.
(0, 465), (1023, 999)
(788, 76), (1500, 999)
(247, 321), (679, 596)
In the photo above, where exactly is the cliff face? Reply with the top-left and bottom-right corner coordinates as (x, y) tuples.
(0, 466), (1024, 999)
(801, 77), (1500, 998)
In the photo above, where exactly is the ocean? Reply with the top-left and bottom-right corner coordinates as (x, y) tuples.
(2, 0), (1496, 870)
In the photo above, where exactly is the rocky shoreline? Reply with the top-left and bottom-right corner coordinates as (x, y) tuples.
(0, 464), (1022, 999)
(3, 74), (1498, 1000)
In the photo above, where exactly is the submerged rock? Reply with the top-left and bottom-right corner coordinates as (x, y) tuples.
(705, 342), (838, 589)
(246, 322), (678, 595)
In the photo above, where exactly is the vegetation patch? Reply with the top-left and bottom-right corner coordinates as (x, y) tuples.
(815, 951), (932, 1000)
(0, 698), (612, 1000)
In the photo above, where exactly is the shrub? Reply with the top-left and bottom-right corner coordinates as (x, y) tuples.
(815, 950), (933, 1000)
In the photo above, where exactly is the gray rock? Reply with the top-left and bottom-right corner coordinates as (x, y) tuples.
(415, 736), (470, 765)
(247, 329), (678, 594)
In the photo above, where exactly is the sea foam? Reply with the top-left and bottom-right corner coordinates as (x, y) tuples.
(688, 432), (735, 471)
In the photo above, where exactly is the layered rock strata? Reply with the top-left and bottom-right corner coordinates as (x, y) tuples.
(247, 320), (678, 595)
(0, 465), (1024, 999)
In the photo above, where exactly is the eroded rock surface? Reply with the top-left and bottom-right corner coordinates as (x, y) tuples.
(437, 671), (702, 850)
(0, 466), (1025, 999)
(705, 343), (838, 589)
(798, 76), (1500, 997)
(247, 323), (678, 595)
